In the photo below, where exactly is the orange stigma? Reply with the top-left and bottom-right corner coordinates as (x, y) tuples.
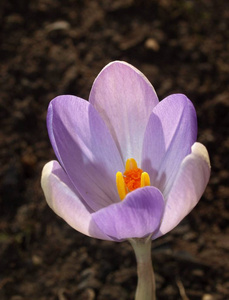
(116, 158), (150, 200)
(124, 166), (143, 191)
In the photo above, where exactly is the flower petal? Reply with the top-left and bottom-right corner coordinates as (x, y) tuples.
(142, 94), (197, 194)
(156, 142), (211, 238)
(92, 186), (165, 241)
(47, 95), (124, 211)
(41, 160), (112, 240)
(89, 61), (159, 165)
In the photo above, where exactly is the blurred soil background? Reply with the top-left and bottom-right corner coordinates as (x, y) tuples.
(0, 0), (229, 299)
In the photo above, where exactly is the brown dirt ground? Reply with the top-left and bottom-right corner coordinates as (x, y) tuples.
(0, 1), (229, 299)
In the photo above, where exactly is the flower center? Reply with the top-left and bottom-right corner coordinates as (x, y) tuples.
(116, 158), (150, 200)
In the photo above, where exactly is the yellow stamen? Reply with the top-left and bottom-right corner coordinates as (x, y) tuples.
(116, 171), (127, 200)
(116, 158), (151, 200)
(141, 172), (151, 187)
(125, 158), (138, 171)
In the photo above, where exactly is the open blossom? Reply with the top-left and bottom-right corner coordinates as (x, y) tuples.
(41, 61), (210, 242)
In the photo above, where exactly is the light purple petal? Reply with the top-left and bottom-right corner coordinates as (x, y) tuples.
(41, 160), (113, 241)
(155, 142), (211, 238)
(47, 95), (124, 211)
(89, 61), (159, 165)
(92, 186), (165, 241)
(142, 94), (197, 195)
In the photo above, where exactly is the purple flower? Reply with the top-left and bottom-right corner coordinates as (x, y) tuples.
(41, 61), (210, 242)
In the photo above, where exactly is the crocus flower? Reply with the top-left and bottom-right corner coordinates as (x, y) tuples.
(41, 61), (210, 242)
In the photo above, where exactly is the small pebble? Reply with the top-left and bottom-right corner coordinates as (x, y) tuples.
(145, 38), (160, 51)
(202, 294), (214, 300)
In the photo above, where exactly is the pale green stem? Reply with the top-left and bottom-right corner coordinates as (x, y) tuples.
(129, 237), (156, 300)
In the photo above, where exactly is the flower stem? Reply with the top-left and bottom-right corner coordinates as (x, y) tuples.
(129, 237), (156, 300)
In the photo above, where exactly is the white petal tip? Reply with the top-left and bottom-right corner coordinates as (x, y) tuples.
(191, 142), (211, 168)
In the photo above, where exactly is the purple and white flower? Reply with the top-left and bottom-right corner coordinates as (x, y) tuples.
(41, 61), (210, 242)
